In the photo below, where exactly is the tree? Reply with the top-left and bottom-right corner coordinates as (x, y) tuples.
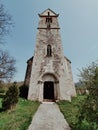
(0, 3), (13, 43)
(2, 82), (19, 110)
(0, 2), (16, 82)
(19, 84), (28, 99)
(0, 49), (16, 82)
(77, 61), (98, 129)
(78, 61), (98, 90)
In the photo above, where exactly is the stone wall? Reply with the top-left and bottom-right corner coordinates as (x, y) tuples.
(24, 57), (33, 86)
(27, 9), (76, 102)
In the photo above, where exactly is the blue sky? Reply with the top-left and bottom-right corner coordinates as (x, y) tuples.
(1, 0), (98, 82)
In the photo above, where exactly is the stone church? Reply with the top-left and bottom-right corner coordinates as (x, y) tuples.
(24, 9), (76, 102)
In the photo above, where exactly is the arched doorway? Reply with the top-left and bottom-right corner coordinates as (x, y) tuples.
(44, 81), (54, 100)
(42, 73), (59, 101)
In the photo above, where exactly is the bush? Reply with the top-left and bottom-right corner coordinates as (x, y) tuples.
(0, 88), (5, 93)
(2, 83), (19, 110)
(76, 120), (98, 130)
(19, 84), (28, 99)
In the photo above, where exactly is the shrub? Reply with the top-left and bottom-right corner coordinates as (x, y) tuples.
(76, 120), (98, 130)
(0, 88), (5, 93)
(2, 83), (19, 110)
(19, 84), (28, 99)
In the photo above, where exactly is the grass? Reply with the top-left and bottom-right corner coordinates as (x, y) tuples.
(0, 86), (86, 130)
(0, 98), (40, 130)
(0, 98), (2, 108)
(57, 95), (86, 129)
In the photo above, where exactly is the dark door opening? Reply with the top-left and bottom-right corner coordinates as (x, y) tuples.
(44, 81), (54, 100)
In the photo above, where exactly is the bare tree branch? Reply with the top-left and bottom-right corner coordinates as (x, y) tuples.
(0, 50), (16, 81)
(0, 3), (14, 43)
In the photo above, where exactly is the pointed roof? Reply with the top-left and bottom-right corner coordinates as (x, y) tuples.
(39, 8), (59, 17)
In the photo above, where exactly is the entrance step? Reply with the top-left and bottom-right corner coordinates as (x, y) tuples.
(42, 102), (55, 104)
(43, 99), (55, 102)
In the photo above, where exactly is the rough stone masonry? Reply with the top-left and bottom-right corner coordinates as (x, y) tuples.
(24, 9), (76, 102)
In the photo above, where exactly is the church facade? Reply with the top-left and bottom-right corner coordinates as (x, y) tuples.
(24, 9), (76, 102)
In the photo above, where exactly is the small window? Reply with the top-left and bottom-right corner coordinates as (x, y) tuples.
(47, 45), (52, 56)
(46, 17), (52, 23)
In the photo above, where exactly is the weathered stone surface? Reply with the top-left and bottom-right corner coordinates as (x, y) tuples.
(25, 9), (76, 102)
(28, 103), (71, 130)
(24, 57), (33, 86)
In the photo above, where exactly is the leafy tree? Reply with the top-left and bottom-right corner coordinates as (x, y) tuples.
(0, 50), (16, 82)
(78, 61), (98, 89)
(2, 82), (19, 110)
(77, 61), (98, 129)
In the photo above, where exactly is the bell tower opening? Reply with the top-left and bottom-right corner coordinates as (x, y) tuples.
(43, 81), (54, 101)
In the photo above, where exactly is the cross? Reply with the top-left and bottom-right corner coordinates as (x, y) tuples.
(46, 12), (52, 28)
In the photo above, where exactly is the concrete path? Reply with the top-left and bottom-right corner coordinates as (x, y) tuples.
(28, 102), (70, 130)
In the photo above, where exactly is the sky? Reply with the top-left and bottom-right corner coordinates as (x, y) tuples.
(1, 0), (98, 83)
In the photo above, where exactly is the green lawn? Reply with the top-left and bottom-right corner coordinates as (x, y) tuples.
(0, 98), (2, 108)
(0, 98), (40, 130)
(0, 95), (86, 130)
(58, 95), (86, 130)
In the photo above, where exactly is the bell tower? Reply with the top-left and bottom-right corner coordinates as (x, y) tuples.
(26, 9), (76, 102)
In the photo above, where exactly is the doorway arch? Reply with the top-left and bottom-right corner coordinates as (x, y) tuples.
(42, 73), (59, 101)
(44, 81), (54, 100)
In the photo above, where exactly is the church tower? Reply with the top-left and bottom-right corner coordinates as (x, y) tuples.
(25, 9), (76, 102)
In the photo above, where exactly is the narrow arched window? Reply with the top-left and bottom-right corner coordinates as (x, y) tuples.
(47, 45), (52, 56)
